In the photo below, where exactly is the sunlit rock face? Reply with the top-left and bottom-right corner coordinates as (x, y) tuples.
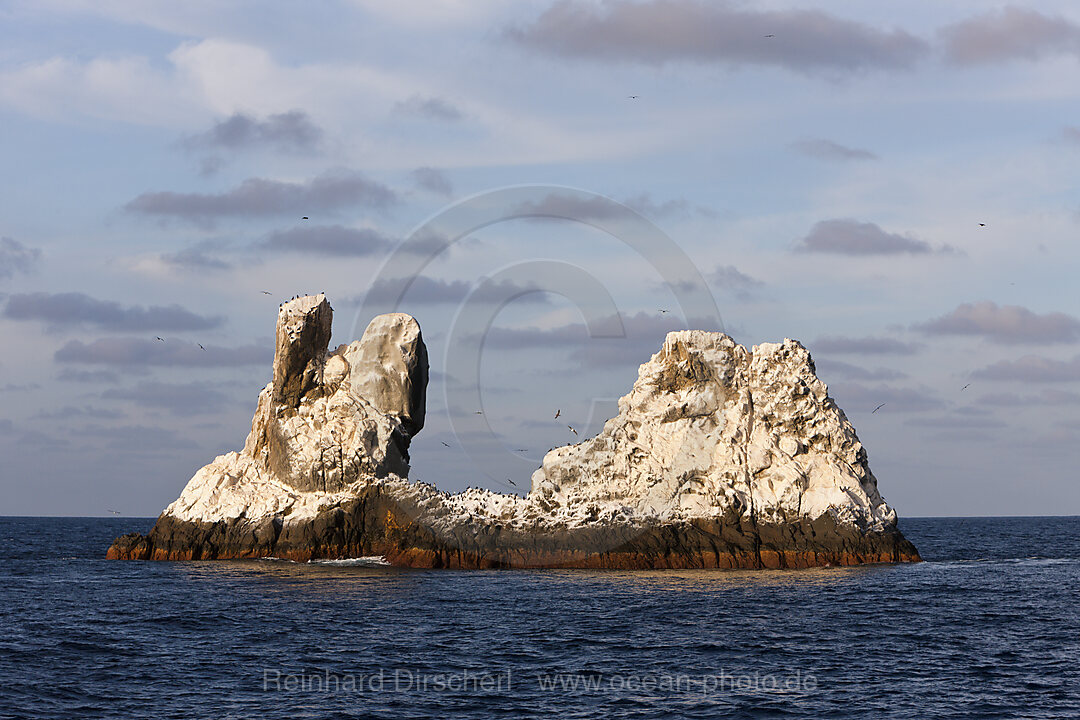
(108, 298), (917, 569)
(531, 331), (896, 532)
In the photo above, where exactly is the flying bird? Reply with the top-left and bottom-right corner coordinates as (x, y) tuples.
(301, 216), (309, 220)
(978, 223), (986, 227)
(506, 478), (517, 487)
(441, 441), (451, 448)
(872, 403), (886, 414)
(198, 343), (205, 351)
(961, 383), (971, 391)
(155, 337), (165, 342)
(659, 309), (669, 314)
(627, 95), (639, 99)
(475, 411), (483, 415)
(764, 34), (775, 37)
(554, 409), (561, 419)
(261, 291), (273, 295)
(568, 425), (578, 435)
(106, 509), (121, 515)
(515, 449), (528, 452)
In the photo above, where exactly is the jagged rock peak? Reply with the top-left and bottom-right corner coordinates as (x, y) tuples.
(272, 294), (333, 408)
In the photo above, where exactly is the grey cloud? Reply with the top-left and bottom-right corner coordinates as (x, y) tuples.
(360, 276), (551, 306)
(908, 414), (1007, 430)
(412, 167), (453, 196)
(827, 381), (943, 413)
(811, 335), (921, 355)
(1063, 126), (1080, 144)
(102, 381), (228, 416)
(394, 95), (463, 121)
(914, 301), (1080, 344)
(32, 405), (125, 421)
(481, 311), (719, 367)
(0, 419), (11, 432)
(0, 237), (41, 279)
(791, 138), (877, 161)
(972, 354), (1080, 383)
(622, 193), (688, 218)
(55, 338), (272, 367)
(941, 7), (1080, 65)
(260, 225), (394, 257)
(126, 171), (396, 225)
(184, 110), (323, 152)
(709, 265), (764, 300)
(78, 424), (198, 452)
(976, 389), (1080, 406)
(160, 243), (232, 271)
(56, 368), (120, 384)
(513, 191), (686, 222)
(813, 358), (907, 382)
(794, 219), (944, 255)
(4, 292), (222, 332)
(509, 0), (927, 72)
(513, 193), (625, 221)
(1, 382), (41, 392)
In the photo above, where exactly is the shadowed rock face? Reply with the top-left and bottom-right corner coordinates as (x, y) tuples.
(272, 294), (333, 408)
(108, 297), (919, 569)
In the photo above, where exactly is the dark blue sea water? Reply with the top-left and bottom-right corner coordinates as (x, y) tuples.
(1, 517), (1077, 719)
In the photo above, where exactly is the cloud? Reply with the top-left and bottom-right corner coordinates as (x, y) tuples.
(813, 359), (907, 382)
(125, 170), (396, 225)
(0, 419), (11, 433)
(827, 382), (943, 413)
(4, 293), (222, 332)
(183, 110), (322, 152)
(359, 276), (551, 306)
(976, 389), (1080, 406)
(972, 354), (1080, 383)
(480, 311), (719, 367)
(394, 95), (462, 121)
(78, 423), (198, 452)
(622, 193), (688, 218)
(411, 167), (453, 196)
(260, 225), (395, 257)
(56, 368), (121, 384)
(1, 383), (41, 393)
(794, 219), (944, 255)
(941, 7), (1080, 65)
(512, 193), (625, 221)
(790, 138), (877, 161)
(509, 0), (927, 72)
(55, 338), (271, 367)
(709, 265), (763, 300)
(102, 381), (228, 416)
(0, 237), (41, 279)
(811, 335), (921, 355)
(32, 405), (125, 421)
(159, 245), (232, 272)
(914, 302), (1080, 345)
(908, 414), (1007, 430)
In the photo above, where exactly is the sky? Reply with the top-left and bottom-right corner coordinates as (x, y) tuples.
(1, 0), (1079, 517)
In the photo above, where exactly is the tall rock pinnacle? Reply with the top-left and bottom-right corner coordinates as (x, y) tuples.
(272, 294), (333, 408)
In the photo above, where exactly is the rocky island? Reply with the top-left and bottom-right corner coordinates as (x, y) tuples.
(108, 294), (920, 568)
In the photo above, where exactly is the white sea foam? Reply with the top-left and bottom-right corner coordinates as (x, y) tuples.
(309, 556), (393, 567)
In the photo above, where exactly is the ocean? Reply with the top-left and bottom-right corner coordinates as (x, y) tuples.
(1, 516), (1077, 719)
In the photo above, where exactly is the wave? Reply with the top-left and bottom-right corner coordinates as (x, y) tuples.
(308, 556), (393, 567)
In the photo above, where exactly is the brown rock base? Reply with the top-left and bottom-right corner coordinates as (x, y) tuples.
(108, 486), (920, 569)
